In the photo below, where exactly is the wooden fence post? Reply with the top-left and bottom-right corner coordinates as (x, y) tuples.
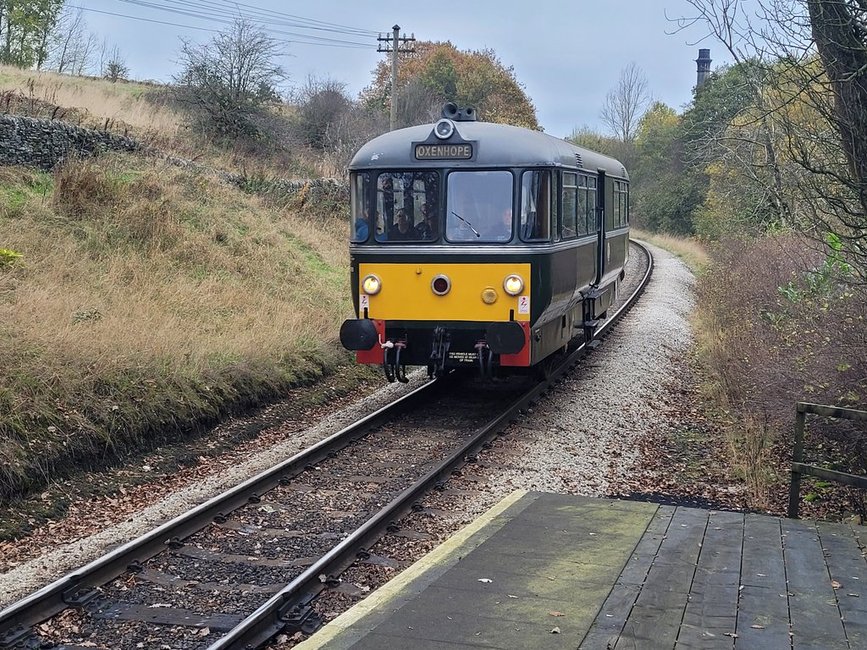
(787, 403), (806, 519)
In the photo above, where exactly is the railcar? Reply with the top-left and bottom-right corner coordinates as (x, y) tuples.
(339, 104), (630, 381)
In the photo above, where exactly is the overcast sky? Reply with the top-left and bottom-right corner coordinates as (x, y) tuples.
(77, 0), (730, 138)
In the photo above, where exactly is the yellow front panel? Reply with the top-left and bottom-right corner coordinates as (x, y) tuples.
(359, 263), (531, 322)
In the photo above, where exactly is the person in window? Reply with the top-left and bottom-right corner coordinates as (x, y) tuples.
(354, 209), (369, 241)
(415, 204), (438, 240)
(388, 209), (413, 241)
(484, 207), (512, 241)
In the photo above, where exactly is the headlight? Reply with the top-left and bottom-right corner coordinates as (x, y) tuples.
(434, 118), (455, 139)
(503, 274), (524, 296)
(361, 274), (382, 295)
(431, 274), (451, 296)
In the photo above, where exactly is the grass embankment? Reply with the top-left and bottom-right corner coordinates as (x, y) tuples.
(0, 65), (319, 178)
(0, 155), (354, 501)
(0, 65), (181, 139)
(632, 228), (709, 274)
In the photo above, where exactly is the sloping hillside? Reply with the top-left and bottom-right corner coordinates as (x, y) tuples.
(0, 68), (358, 503)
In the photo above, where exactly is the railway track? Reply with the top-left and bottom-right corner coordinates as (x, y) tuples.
(0, 242), (652, 650)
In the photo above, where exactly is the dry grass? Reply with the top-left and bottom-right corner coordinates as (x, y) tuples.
(0, 65), (330, 182)
(0, 65), (182, 140)
(0, 154), (352, 498)
(632, 228), (709, 274)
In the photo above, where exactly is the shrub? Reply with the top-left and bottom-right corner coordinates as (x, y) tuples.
(695, 233), (866, 506)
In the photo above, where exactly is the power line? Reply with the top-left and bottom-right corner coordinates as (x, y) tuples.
(71, 2), (374, 49)
(166, 0), (379, 36)
(113, 1), (372, 46)
(117, 0), (378, 38)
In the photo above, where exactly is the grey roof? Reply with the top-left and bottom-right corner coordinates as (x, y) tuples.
(349, 121), (628, 179)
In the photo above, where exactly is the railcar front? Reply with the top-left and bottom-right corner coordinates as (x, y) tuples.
(339, 109), (629, 382)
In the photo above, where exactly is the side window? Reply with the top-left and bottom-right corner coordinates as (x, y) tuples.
(613, 180), (629, 228)
(350, 172), (369, 242)
(520, 169), (551, 241)
(561, 172), (578, 239)
(576, 176), (588, 236)
(587, 177), (598, 233)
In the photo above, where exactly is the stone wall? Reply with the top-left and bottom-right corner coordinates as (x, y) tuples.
(0, 114), (349, 211)
(0, 115), (140, 170)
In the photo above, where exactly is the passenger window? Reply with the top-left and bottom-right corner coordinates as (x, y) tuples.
(613, 180), (629, 228)
(520, 170), (551, 241)
(561, 172), (578, 239)
(586, 177), (598, 234)
(577, 176), (588, 236)
(350, 172), (370, 242)
(375, 171), (440, 243)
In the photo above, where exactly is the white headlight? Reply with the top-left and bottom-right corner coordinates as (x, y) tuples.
(361, 274), (382, 295)
(503, 274), (524, 296)
(434, 119), (455, 140)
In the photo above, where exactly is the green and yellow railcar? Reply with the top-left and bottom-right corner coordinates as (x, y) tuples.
(339, 104), (630, 381)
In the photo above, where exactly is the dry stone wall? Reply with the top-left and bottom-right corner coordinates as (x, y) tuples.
(0, 115), (349, 210)
(0, 115), (140, 170)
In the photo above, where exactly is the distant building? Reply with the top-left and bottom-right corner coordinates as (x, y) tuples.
(696, 48), (712, 88)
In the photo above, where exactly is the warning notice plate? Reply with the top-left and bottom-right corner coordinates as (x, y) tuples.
(518, 296), (530, 314)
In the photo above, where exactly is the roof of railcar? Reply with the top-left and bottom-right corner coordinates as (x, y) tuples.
(348, 120), (629, 179)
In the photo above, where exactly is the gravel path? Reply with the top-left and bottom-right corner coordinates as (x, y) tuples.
(0, 242), (694, 613)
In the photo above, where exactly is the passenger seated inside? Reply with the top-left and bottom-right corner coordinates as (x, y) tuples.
(388, 209), (414, 241)
(484, 207), (512, 241)
(353, 209), (369, 240)
(415, 205), (438, 240)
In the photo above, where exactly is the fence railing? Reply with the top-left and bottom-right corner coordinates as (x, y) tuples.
(788, 402), (867, 519)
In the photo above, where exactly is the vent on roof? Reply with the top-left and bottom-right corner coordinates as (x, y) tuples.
(575, 152), (583, 167)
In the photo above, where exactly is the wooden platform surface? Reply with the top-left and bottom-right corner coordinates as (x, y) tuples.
(297, 491), (867, 649)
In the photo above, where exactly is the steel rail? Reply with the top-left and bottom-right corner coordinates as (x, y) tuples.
(0, 379), (442, 646)
(210, 240), (654, 649)
(0, 241), (652, 649)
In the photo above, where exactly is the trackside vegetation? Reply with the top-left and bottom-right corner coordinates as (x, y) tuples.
(0, 157), (353, 500)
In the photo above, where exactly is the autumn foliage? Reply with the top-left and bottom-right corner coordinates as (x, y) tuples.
(362, 41), (539, 130)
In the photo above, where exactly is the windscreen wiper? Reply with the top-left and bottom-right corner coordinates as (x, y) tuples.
(450, 211), (481, 237)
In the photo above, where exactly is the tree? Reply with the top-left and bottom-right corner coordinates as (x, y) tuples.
(677, 0), (867, 280)
(0, 0), (63, 68)
(629, 101), (714, 234)
(807, 0), (867, 277)
(362, 41), (538, 129)
(48, 5), (98, 75)
(175, 19), (285, 138)
(103, 45), (129, 82)
(292, 75), (352, 149)
(566, 126), (620, 158)
(600, 63), (651, 144)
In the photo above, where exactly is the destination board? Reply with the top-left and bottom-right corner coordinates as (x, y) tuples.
(414, 143), (473, 160)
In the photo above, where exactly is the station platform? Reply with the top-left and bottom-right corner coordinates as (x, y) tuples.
(297, 490), (867, 649)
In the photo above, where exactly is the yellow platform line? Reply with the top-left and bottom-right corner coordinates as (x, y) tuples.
(295, 489), (531, 649)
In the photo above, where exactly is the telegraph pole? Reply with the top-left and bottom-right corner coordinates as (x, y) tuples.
(377, 25), (415, 130)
